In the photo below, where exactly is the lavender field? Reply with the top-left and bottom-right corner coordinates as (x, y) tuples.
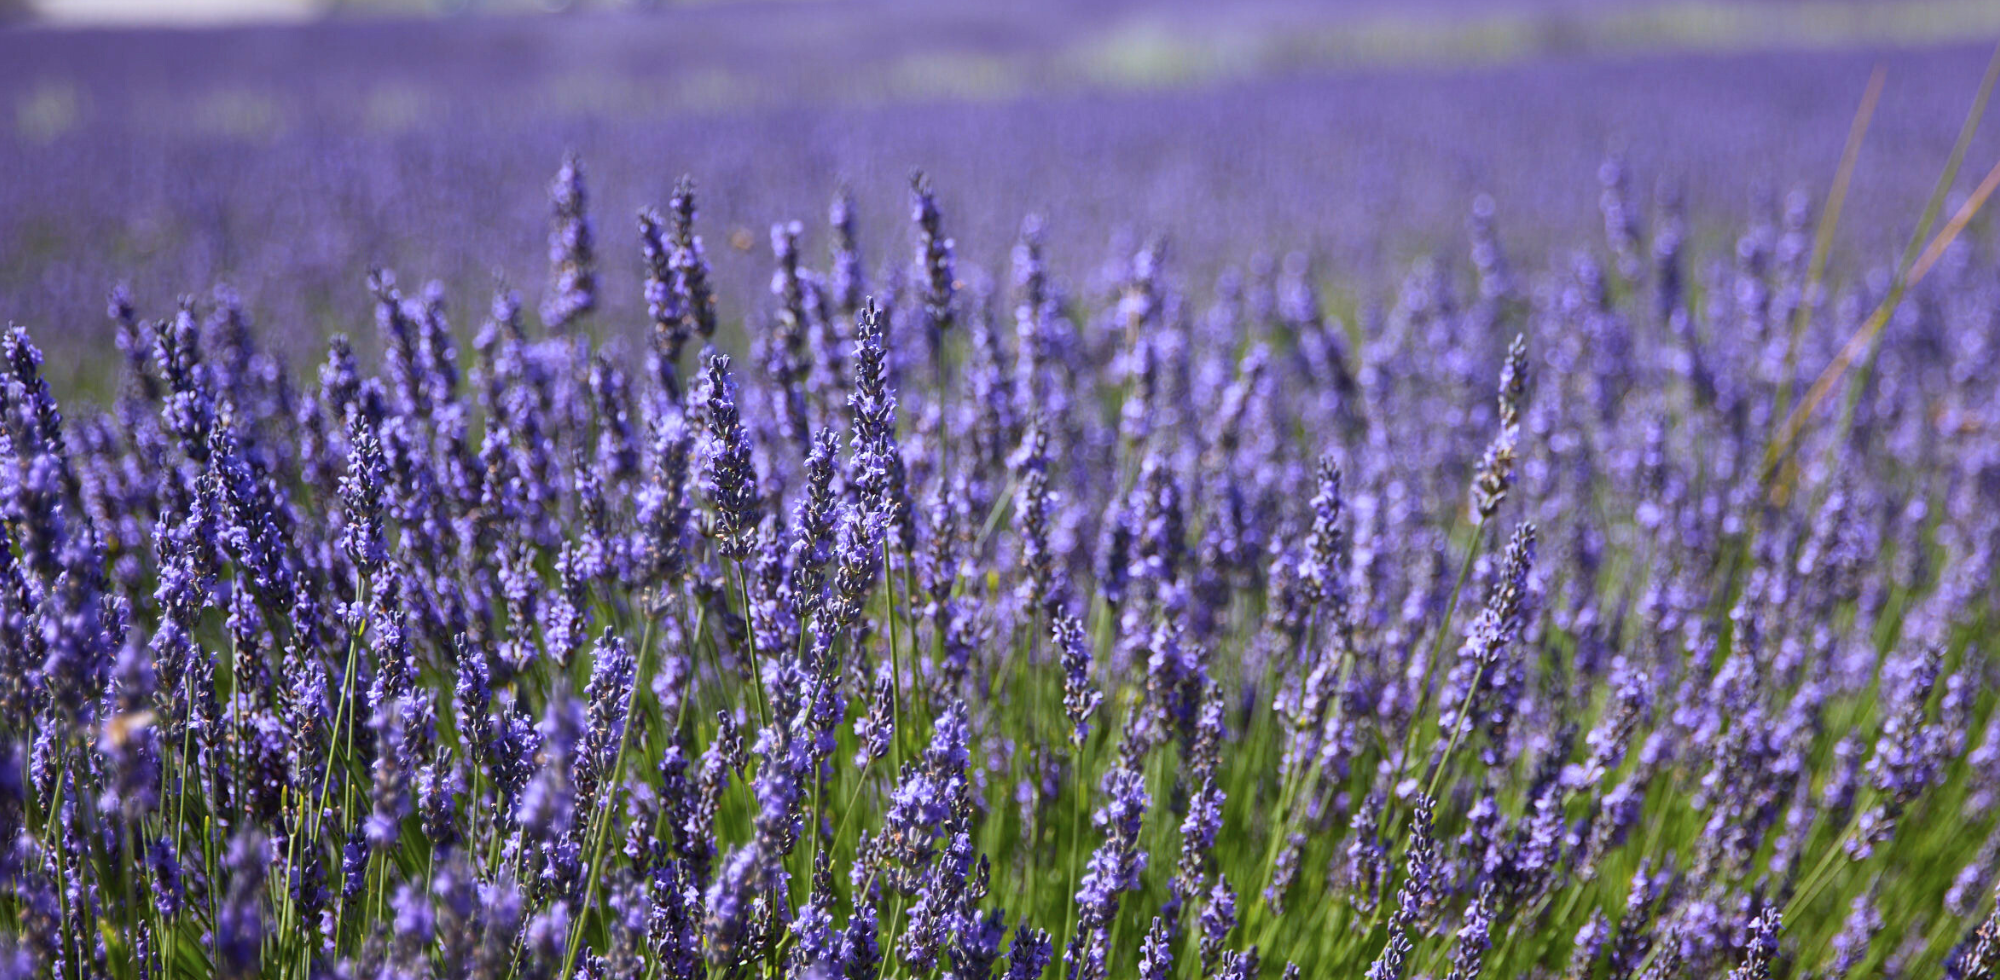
(4, 5), (2000, 980)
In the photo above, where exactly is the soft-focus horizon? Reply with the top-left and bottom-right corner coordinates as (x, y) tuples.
(16, 0), (2000, 49)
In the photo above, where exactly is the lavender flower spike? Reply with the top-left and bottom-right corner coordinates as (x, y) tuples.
(695, 352), (763, 561)
(542, 151), (597, 331)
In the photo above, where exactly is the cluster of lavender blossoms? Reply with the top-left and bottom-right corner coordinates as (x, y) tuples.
(1, 150), (1998, 980)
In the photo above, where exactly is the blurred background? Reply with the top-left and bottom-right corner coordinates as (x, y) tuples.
(3, 0), (1998, 385)
(14, 0), (2000, 31)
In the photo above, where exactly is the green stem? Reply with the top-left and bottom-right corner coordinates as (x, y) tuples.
(1392, 526), (1485, 794)
(1057, 749), (1088, 980)
(560, 617), (660, 980)
(883, 537), (909, 775)
(1425, 659), (1490, 803)
(735, 560), (771, 729)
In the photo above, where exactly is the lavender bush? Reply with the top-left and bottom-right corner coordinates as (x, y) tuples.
(3, 113), (2000, 980)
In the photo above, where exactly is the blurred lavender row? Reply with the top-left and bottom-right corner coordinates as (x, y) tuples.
(3, 18), (1998, 374)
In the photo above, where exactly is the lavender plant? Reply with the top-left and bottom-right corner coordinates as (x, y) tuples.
(0, 132), (1997, 980)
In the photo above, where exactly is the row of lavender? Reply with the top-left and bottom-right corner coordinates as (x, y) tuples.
(8, 42), (2000, 370)
(0, 148), (1997, 980)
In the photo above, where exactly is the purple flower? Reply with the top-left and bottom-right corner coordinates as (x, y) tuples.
(694, 353), (762, 562)
(911, 172), (957, 342)
(1002, 923), (1051, 980)
(1954, 893), (2000, 980)
(97, 637), (159, 823)
(216, 831), (268, 980)
(527, 899), (573, 972)
(1064, 927), (1109, 980)
(2, 326), (113, 714)
(849, 299), (915, 551)
(854, 669), (897, 768)
(1575, 656), (1647, 788)
(1470, 334), (1529, 524)
(1175, 777), (1224, 897)
(1566, 911), (1611, 980)
(1199, 875), (1237, 975)
(148, 836), (185, 920)
(1129, 455), (1186, 600)
(541, 152), (597, 331)
(1012, 416), (1063, 616)
(1850, 644), (1946, 860)
(638, 412), (696, 590)
(829, 184), (867, 318)
(826, 504), (886, 635)
(1073, 765), (1148, 931)
(1217, 948), (1260, 980)
(150, 305), (217, 457)
(390, 880), (436, 963)
(877, 702), (975, 879)
(454, 635), (494, 759)
(949, 909), (1008, 980)
(841, 894), (882, 980)
(791, 859), (843, 975)
(1443, 886), (1495, 980)
(751, 723), (803, 859)
(703, 846), (762, 966)
(787, 430), (842, 623)
(667, 176), (719, 345)
(519, 691), (583, 844)
(418, 752), (461, 855)
(639, 206), (690, 393)
(337, 411), (389, 577)
(1368, 796), (1439, 980)
(1826, 892), (1880, 979)
(765, 219), (817, 450)
(579, 628), (637, 810)
(1052, 613), (1101, 747)
(1136, 916), (1173, 980)
(1434, 522), (1537, 771)
(1342, 793), (1390, 911)
(366, 695), (411, 850)
(1298, 454), (1350, 633)
(1725, 909), (1781, 980)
